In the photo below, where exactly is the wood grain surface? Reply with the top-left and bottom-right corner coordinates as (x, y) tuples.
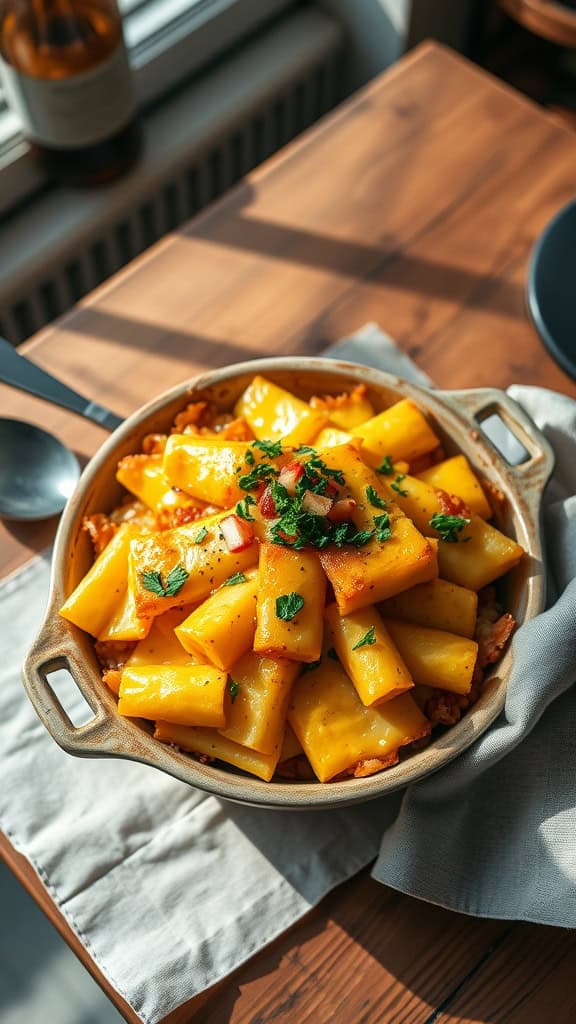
(2, 41), (576, 1024)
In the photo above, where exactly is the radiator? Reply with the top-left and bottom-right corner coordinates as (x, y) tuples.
(0, 8), (345, 344)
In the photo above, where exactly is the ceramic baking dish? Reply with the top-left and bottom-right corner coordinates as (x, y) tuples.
(23, 358), (554, 809)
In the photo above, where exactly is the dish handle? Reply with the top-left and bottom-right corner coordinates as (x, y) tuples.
(22, 612), (120, 757)
(437, 387), (555, 514)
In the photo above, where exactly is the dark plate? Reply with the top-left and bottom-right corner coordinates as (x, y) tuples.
(528, 197), (576, 381)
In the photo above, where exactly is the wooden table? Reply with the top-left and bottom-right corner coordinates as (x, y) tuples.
(2, 41), (576, 1024)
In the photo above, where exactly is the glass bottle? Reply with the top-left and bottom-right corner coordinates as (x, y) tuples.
(0, 0), (141, 184)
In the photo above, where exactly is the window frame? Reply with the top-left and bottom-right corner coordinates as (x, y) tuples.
(0, 0), (296, 217)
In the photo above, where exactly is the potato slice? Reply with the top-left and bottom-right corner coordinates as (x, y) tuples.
(437, 517), (524, 591)
(417, 455), (492, 519)
(384, 619), (478, 695)
(254, 545), (326, 662)
(325, 603), (413, 706)
(129, 513), (258, 618)
(234, 375), (327, 445)
(154, 722), (280, 782)
(176, 569), (258, 670)
(288, 656), (429, 783)
(351, 398), (440, 465)
(219, 652), (300, 755)
(380, 578), (478, 639)
(119, 665), (227, 727)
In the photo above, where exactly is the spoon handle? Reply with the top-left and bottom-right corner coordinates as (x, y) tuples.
(0, 337), (123, 431)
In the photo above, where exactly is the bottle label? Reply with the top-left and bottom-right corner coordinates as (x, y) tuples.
(0, 47), (136, 149)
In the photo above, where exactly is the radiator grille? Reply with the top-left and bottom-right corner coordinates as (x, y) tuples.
(0, 12), (345, 344)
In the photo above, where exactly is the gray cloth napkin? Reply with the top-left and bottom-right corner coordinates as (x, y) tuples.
(333, 324), (576, 925)
(1, 325), (575, 1024)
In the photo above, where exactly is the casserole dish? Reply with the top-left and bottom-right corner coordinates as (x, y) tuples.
(23, 358), (554, 809)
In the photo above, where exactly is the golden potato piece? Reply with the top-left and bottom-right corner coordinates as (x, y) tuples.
(288, 657), (429, 783)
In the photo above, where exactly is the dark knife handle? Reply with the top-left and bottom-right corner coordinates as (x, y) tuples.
(0, 336), (123, 432)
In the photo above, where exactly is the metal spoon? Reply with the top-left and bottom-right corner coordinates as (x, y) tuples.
(0, 336), (122, 521)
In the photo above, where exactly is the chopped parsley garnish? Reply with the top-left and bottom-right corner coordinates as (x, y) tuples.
(376, 455), (394, 475)
(373, 512), (392, 542)
(271, 517), (329, 550)
(235, 495), (256, 521)
(228, 679), (241, 703)
(295, 445), (316, 455)
(326, 521), (373, 549)
(269, 479), (292, 512)
(246, 453), (371, 551)
(429, 513), (471, 543)
(237, 462), (278, 491)
(288, 454), (345, 501)
(331, 522), (351, 547)
(366, 485), (388, 510)
(222, 572), (247, 587)
(347, 528), (374, 546)
(193, 526), (208, 544)
(276, 592), (305, 620)
(140, 563), (189, 598)
(252, 439), (283, 458)
(327, 647), (339, 661)
(269, 481), (327, 550)
(269, 479), (331, 550)
(308, 456), (345, 486)
(244, 448), (255, 465)
(352, 626), (376, 651)
(390, 473), (409, 497)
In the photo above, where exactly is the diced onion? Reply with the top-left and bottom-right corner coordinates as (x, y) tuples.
(220, 514), (255, 552)
(301, 490), (332, 516)
(278, 461), (305, 495)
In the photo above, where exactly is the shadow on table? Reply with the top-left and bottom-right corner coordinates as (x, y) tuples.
(52, 175), (524, 385)
(195, 817), (573, 1024)
(190, 855), (512, 1024)
(183, 209), (524, 320)
(57, 308), (273, 368)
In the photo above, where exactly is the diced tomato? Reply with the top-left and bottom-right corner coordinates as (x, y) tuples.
(258, 485), (277, 519)
(301, 490), (332, 516)
(327, 498), (357, 522)
(220, 514), (255, 552)
(278, 460), (305, 495)
(437, 489), (473, 519)
(254, 482), (267, 502)
(274, 528), (298, 544)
